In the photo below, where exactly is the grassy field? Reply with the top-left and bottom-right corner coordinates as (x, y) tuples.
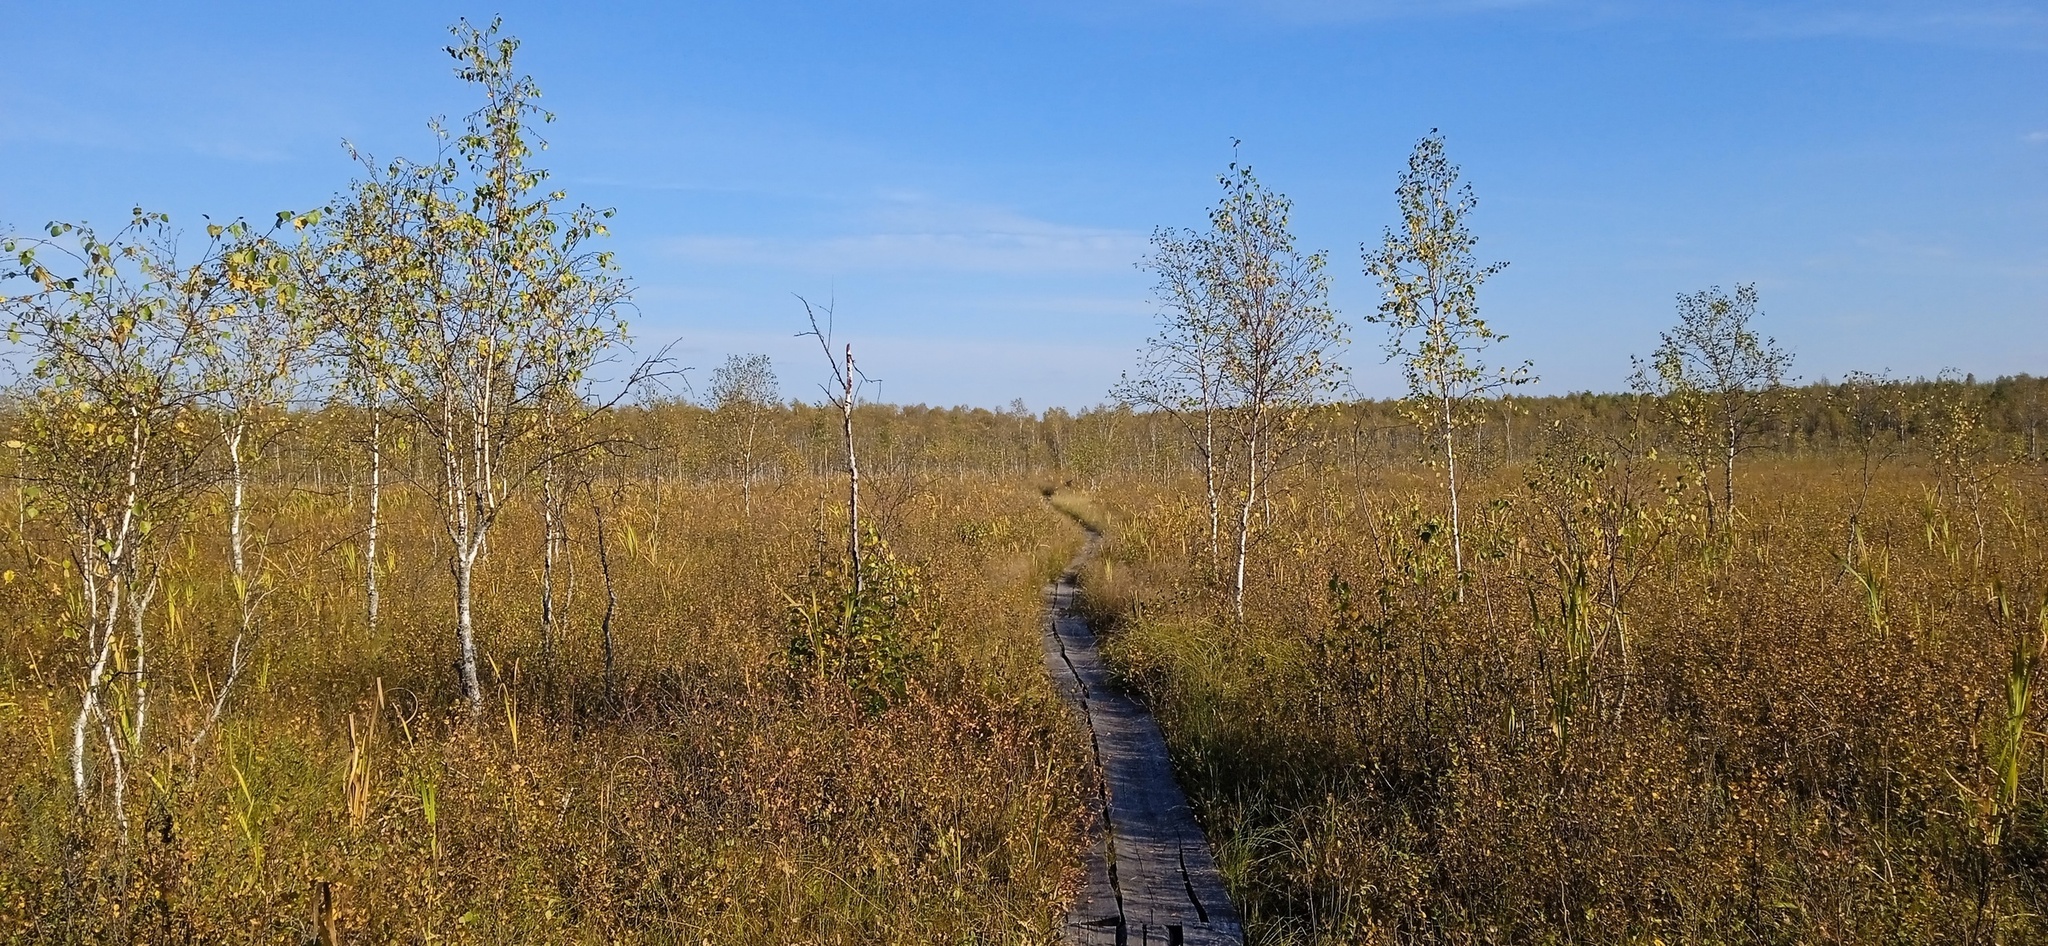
(3, 391), (2045, 944)
(0, 463), (1095, 944)
(1076, 452), (2048, 944)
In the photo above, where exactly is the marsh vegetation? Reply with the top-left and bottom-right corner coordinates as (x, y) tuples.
(3, 17), (2045, 946)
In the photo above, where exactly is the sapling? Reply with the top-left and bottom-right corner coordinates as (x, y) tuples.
(1364, 130), (1531, 586)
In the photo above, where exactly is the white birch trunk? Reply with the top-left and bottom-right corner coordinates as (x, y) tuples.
(227, 424), (246, 577)
(1444, 392), (1464, 582)
(1203, 405), (1221, 576)
(1723, 415), (1738, 526)
(366, 406), (381, 636)
(1232, 426), (1260, 619)
(454, 550), (483, 712)
(843, 345), (862, 597)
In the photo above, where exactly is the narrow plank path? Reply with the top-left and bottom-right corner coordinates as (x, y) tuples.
(1044, 526), (1244, 946)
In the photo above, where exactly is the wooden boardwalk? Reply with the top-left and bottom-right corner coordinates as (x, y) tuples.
(1044, 543), (1244, 946)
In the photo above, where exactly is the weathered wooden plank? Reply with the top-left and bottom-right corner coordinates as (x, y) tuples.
(1044, 542), (1244, 946)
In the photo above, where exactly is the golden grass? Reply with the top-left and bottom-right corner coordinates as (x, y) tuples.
(1079, 456), (2048, 944)
(0, 471), (1094, 944)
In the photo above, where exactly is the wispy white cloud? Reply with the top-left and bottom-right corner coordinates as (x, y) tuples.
(657, 199), (1147, 275)
(1099, 0), (2048, 44)
(2024, 130), (2048, 144)
(1849, 229), (1958, 261)
(0, 90), (128, 151)
(1192, 0), (1553, 20)
(1715, 1), (2048, 45)
(1088, 0), (1562, 25)
(0, 89), (295, 163)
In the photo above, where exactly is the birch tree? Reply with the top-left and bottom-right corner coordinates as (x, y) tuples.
(1123, 160), (1344, 615)
(709, 353), (779, 517)
(315, 151), (414, 638)
(189, 219), (320, 750)
(1, 211), (224, 827)
(1629, 283), (1792, 533)
(1364, 131), (1531, 582)
(377, 19), (635, 712)
(1116, 227), (1227, 577)
(1208, 163), (1345, 616)
(799, 298), (868, 596)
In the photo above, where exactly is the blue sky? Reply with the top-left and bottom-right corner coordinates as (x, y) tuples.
(3, 1), (2043, 408)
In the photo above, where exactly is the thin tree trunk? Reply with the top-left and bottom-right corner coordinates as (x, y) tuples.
(742, 411), (758, 519)
(227, 425), (246, 577)
(1723, 417), (1738, 526)
(1232, 426), (1259, 619)
(73, 556), (113, 806)
(192, 627), (245, 758)
(454, 552), (482, 712)
(443, 376), (487, 714)
(366, 406), (381, 636)
(540, 504), (557, 660)
(540, 464), (559, 672)
(1702, 468), (1718, 537)
(194, 424), (255, 752)
(130, 575), (157, 769)
(72, 678), (97, 807)
(1444, 393), (1464, 583)
(1203, 413), (1220, 575)
(593, 494), (618, 699)
(98, 707), (128, 837)
(843, 344), (862, 597)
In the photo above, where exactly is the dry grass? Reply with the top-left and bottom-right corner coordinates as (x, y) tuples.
(0, 470), (1094, 944)
(8, 390), (2043, 944)
(1079, 455), (2048, 944)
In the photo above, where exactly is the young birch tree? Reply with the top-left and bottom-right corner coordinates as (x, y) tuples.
(709, 353), (779, 518)
(378, 19), (634, 711)
(1629, 283), (1792, 534)
(2, 212), (225, 827)
(1116, 227), (1228, 578)
(189, 218), (321, 751)
(1122, 161), (1344, 614)
(1207, 162), (1345, 616)
(1364, 131), (1531, 583)
(315, 151), (416, 639)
